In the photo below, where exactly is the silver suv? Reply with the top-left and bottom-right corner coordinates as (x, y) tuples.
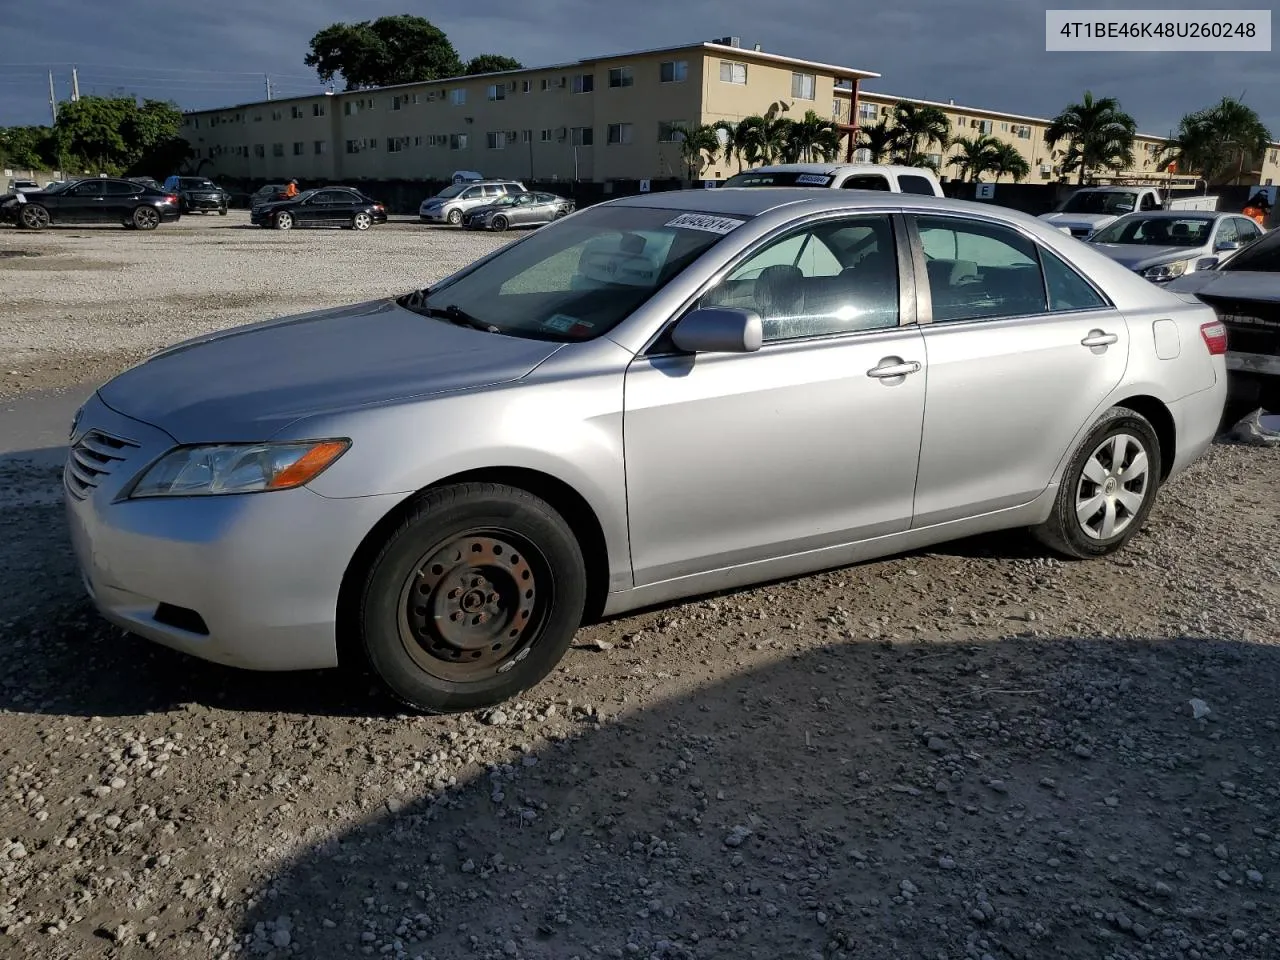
(419, 180), (525, 225)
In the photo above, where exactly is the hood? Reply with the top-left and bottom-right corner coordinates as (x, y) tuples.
(1039, 212), (1115, 232)
(96, 298), (563, 443)
(1164, 270), (1280, 303)
(1088, 243), (1206, 271)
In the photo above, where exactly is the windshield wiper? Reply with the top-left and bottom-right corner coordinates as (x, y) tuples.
(426, 304), (501, 334)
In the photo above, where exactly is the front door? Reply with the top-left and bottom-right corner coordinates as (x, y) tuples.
(60, 179), (107, 221)
(624, 213), (928, 586)
(907, 213), (1130, 527)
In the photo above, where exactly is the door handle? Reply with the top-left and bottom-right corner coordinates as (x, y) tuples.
(867, 359), (922, 379)
(1080, 330), (1118, 347)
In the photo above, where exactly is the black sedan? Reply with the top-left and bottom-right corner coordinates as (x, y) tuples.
(250, 187), (387, 231)
(1, 178), (181, 231)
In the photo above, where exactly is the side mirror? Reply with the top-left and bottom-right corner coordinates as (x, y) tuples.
(671, 307), (763, 354)
(1215, 240), (1240, 252)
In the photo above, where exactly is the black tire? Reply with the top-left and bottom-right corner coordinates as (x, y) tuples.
(491, 214), (509, 232)
(132, 206), (160, 231)
(274, 211), (293, 231)
(446, 208), (462, 226)
(219, 207), (228, 216)
(1032, 406), (1162, 559)
(18, 204), (50, 230)
(358, 483), (586, 714)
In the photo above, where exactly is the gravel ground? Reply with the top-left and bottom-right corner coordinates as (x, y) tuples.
(1, 216), (1278, 960)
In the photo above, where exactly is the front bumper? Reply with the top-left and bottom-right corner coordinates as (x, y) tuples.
(63, 393), (406, 672)
(184, 195), (225, 210)
(419, 208), (448, 223)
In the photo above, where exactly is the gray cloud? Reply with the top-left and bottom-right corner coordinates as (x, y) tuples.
(1, 0), (1275, 141)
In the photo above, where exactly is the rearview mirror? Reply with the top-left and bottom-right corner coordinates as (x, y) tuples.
(671, 307), (763, 354)
(1215, 240), (1240, 252)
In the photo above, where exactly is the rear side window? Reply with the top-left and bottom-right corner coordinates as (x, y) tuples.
(898, 175), (937, 196)
(103, 180), (139, 196)
(841, 175), (890, 191)
(1040, 247), (1108, 311)
(916, 215), (1048, 322)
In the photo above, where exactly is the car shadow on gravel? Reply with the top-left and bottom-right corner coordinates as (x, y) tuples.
(233, 633), (1280, 960)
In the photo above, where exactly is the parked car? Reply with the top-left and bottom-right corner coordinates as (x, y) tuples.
(64, 191), (1226, 713)
(250, 186), (387, 230)
(721, 163), (944, 196)
(463, 191), (574, 231)
(163, 175), (229, 215)
(1087, 211), (1266, 282)
(1039, 186), (1220, 238)
(9, 179), (41, 195)
(250, 184), (288, 215)
(1, 177), (180, 230)
(419, 179), (525, 225)
(1167, 227), (1280, 415)
(128, 177), (165, 193)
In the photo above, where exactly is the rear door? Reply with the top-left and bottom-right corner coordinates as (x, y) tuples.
(102, 179), (141, 220)
(907, 212), (1130, 527)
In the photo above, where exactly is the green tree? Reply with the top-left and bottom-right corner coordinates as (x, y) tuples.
(854, 120), (897, 163)
(779, 109), (841, 163)
(891, 102), (950, 165)
(674, 123), (721, 180)
(51, 96), (185, 175)
(1043, 92), (1136, 185)
(990, 142), (1031, 183)
(1162, 97), (1271, 184)
(0, 125), (57, 170)
(464, 54), (523, 75)
(949, 134), (1001, 182)
(305, 15), (464, 90)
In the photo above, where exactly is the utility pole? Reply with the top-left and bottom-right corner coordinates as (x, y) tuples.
(48, 71), (57, 123)
(265, 74), (272, 100)
(71, 67), (80, 102)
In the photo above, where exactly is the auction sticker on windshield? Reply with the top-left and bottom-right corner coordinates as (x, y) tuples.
(665, 213), (746, 235)
(795, 174), (833, 185)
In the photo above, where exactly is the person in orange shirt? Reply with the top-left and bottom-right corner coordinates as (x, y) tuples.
(283, 179), (299, 199)
(1242, 190), (1271, 226)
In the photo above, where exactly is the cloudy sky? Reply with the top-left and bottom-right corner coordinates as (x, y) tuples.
(0, 0), (1275, 138)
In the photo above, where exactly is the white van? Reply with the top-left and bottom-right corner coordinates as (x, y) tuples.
(721, 163), (944, 196)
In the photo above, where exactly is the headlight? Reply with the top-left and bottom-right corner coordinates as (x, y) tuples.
(1143, 259), (1191, 281)
(129, 440), (349, 498)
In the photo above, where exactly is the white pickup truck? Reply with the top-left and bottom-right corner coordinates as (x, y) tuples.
(720, 163), (945, 196)
(1039, 186), (1219, 238)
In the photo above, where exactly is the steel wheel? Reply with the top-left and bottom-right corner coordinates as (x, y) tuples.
(132, 206), (160, 230)
(352, 212), (372, 231)
(1075, 433), (1149, 540)
(19, 205), (50, 230)
(396, 530), (549, 683)
(275, 211), (293, 230)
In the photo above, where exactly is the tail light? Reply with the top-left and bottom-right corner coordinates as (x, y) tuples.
(1199, 320), (1228, 355)
(165, 194), (179, 205)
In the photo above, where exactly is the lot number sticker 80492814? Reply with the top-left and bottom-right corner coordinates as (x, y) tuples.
(665, 213), (746, 235)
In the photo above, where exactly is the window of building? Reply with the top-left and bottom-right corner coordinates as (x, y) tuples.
(412, 93), (422, 105)
(345, 139), (360, 154)
(660, 59), (688, 83)
(607, 122), (633, 145)
(253, 144), (265, 158)
(857, 102), (878, 122)
(314, 141), (327, 155)
(914, 215), (1049, 323)
(719, 61), (747, 84)
(290, 105), (304, 119)
(572, 126), (594, 146)
(572, 73), (594, 94)
(344, 102), (356, 116)
(451, 88), (467, 105)
(521, 129), (533, 143)
(313, 103), (325, 117)
(486, 131), (505, 149)
(791, 72), (816, 100)
(540, 129), (552, 142)
(657, 121), (687, 142)
(366, 137), (378, 150)
(521, 80), (532, 93)
(292, 141), (304, 156)
(450, 133), (468, 150)
(413, 135), (423, 147)
(252, 114), (261, 123)
(271, 143), (284, 157)
(391, 95), (403, 110)
(487, 84), (505, 101)
(387, 137), (403, 153)
(271, 109), (283, 121)
(608, 67), (634, 88)
(854, 147), (872, 163)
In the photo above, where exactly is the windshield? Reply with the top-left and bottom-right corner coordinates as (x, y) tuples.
(722, 171), (834, 188)
(434, 184), (470, 199)
(294, 189), (320, 203)
(180, 178), (217, 190)
(1219, 230), (1280, 273)
(40, 181), (72, 194)
(1060, 191), (1138, 214)
(400, 205), (746, 342)
(1090, 216), (1212, 246)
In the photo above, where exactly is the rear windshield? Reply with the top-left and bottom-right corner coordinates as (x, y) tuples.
(722, 171), (834, 188)
(401, 205), (747, 342)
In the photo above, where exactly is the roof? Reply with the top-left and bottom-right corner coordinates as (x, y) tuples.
(741, 162), (938, 177)
(184, 40), (878, 116)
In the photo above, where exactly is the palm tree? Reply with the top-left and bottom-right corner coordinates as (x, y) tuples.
(675, 123), (721, 181)
(1162, 97), (1272, 184)
(855, 120), (897, 163)
(890, 102), (950, 166)
(1043, 92), (1137, 185)
(990, 142), (1031, 183)
(949, 135), (1001, 182)
(780, 109), (841, 163)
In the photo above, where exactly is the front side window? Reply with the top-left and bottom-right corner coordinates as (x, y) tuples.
(1215, 218), (1239, 245)
(399, 206), (738, 342)
(697, 215), (901, 341)
(915, 215), (1048, 322)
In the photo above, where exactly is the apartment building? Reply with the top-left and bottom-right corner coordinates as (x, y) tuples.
(839, 89), (1280, 186)
(182, 39), (878, 184)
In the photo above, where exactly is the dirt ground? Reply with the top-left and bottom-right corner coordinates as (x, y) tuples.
(0, 216), (1278, 960)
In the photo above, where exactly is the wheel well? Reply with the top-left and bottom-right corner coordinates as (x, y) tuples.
(1115, 395), (1175, 480)
(334, 467), (612, 669)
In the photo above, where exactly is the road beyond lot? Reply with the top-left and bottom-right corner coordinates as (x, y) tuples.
(1, 214), (1278, 960)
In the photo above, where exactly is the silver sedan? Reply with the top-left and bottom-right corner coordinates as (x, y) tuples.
(462, 191), (574, 231)
(65, 191), (1227, 713)
(1087, 210), (1267, 283)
